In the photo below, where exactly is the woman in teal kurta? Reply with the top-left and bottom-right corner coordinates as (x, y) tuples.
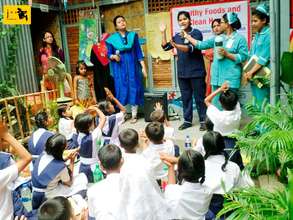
(244, 4), (270, 108)
(184, 12), (248, 109)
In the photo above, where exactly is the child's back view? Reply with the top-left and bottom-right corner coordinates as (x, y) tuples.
(74, 106), (106, 183)
(118, 128), (170, 219)
(144, 122), (175, 179)
(28, 111), (54, 162)
(205, 82), (243, 169)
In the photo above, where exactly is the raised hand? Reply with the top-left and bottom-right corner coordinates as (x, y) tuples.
(159, 23), (167, 33)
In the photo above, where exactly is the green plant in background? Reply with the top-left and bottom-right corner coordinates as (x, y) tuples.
(233, 92), (293, 179)
(217, 184), (290, 220)
(47, 101), (59, 131)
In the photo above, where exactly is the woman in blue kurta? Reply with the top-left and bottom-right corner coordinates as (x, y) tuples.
(106, 15), (147, 123)
(244, 4), (270, 108)
(184, 12), (248, 109)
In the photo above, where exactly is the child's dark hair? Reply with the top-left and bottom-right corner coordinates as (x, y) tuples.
(178, 149), (205, 184)
(219, 89), (238, 111)
(76, 60), (87, 75)
(145, 122), (164, 144)
(222, 13), (241, 30)
(211, 18), (221, 29)
(35, 111), (49, 129)
(98, 144), (122, 171)
(177, 11), (191, 21)
(74, 113), (94, 134)
(150, 110), (165, 123)
(45, 134), (67, 161)
(252, 9), (270, 24)
(98, 100), (112, 116)
(57, 104), (67, 119)
(203, 131), (229, 172)
(118, 128), (138, 152)
(38, 196), (72, 220)
(113, 15), (126, 27)
(205, 117), (214, 131)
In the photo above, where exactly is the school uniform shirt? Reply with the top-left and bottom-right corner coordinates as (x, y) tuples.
(249, 25), (270, 67)
(143, 140), (175, 179)
(36, 153), (88, 199)
(206, 102), (241, 136)
(165, 181), (213, 220)
(164, 126), (175, 140)
(0, 164), (18, 220)
(196, 32), (248, 89)
(204, 155), (241, 194)
(28, 128), (54, 158)
(118, 153), (171, 220)
(162, 28), (206, 78)
(88, 173), (121, 220)
(102, 112), (124, 146)
(58, 118), (75, 140)
(193, 137), (206, 156)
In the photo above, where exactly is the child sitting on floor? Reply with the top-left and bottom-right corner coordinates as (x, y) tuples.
(28, 111), (54, 163)
(88, 144), (123, 219)
(143, 122), (175, 180)
(31, 134), (88, 210)
(204, 82), (243, 169)
(162, 149), (212, 220)
(74, 106), (106, 183)
(97, 88), (126, 145)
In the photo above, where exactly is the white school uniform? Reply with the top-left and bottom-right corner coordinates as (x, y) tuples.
(58, 118), (75, 140)
(37, 153), (88, 198)
(0, 164), (18, 220)
(206, 102), (241, 136)
(88, 173), (121, 220)
(143, 139), (175, 179)
(118, 153), (171, 220)
(204, 155), (252, 194)
(102, 112), (124, 146)
(164, 126), (175, 140)
(165, 182), (213, 220)
(193, 137), (206, 156)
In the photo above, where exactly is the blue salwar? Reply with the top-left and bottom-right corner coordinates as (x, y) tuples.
(106, 31), (144, 106)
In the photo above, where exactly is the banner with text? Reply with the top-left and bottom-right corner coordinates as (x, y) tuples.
(171, 0), (250, 43)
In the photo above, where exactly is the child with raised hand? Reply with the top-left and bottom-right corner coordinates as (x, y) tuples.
(0, 120), (32, 220)
(88, 144), (123, 219)
(162, 149), (212, 220)
(74, 106), (106, 183)
(97, 88), (126, 145)
(31, 134), (87, 210)
(143, 121), (175, 180)
(73, 61), (96, 107)
(28, 111), (54, 163)
(117, 128), (170, 220)
(150, 102), (174, 140)
(57, 104), (78, 149)
(204, 81), (244, 169)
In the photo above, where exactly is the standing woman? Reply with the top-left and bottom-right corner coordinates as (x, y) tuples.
(39, 31), (65, 91)
(204, 19), (222, 96)
(161, 11), (207, 131)
(244, 4), (270, 108)
(106, 15), (147, 123)
(184, 12), (248, 109)
(90, 33), (115, 101)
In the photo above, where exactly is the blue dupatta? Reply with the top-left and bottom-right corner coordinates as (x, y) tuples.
(106, 31), (136, 51)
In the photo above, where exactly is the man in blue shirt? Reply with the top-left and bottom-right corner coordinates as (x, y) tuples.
(161, 11), (206, 131)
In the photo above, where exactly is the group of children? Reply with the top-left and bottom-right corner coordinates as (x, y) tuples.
(0, 82), (254, 220)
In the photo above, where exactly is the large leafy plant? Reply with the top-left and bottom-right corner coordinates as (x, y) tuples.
(233, 93), (293, 178)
